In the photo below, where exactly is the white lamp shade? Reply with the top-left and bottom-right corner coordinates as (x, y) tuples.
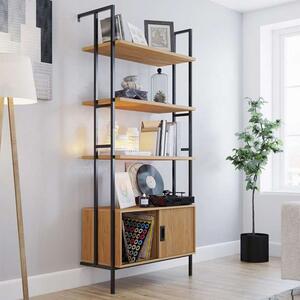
(0, 53), (37, 105)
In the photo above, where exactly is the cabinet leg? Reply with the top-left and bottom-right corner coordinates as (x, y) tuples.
(188, 255), (193, 276)
(110, 269), (115, 294)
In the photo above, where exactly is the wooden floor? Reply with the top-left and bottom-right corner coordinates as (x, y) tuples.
(33, 256), (300, 300)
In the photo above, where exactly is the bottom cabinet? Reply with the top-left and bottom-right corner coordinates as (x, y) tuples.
(81, 205), (195, 268)
(159, 206), (195, 258)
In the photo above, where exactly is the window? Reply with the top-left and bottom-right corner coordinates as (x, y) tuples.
(261, 23), (300, 192)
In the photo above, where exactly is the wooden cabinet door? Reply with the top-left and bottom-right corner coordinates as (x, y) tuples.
(159, 206), (195, 258)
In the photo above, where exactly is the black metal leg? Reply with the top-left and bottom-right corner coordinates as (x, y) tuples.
(188, 255), (193, 276)
(110, 269), (115, 294)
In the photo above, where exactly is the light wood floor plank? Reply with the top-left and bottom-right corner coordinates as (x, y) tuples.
(33, 256), (300, 300)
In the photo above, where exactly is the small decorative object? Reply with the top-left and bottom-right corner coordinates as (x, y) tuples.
(127, 22), (148, 45)
(121, 75), (141, 90)
(115, 89), (148, 100)
(127, 127), (140, 152)
(144, 20), (175, 52)
(115, 172), (136, 209)
(116, 75), (148, 100)
(137, 193), (150, 207)
(151, 68), (168, 103)
(101, 14), (125, 42)
(227, 97), (283, 263)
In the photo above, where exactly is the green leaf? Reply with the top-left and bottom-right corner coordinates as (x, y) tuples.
(226, 97), (283, 196)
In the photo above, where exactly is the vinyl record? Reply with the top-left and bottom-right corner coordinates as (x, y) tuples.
(127, 163), (143, 197)
(136, 164), (164, 195)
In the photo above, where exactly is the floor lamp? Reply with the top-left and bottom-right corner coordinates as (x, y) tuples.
(0, 54), (37, 300)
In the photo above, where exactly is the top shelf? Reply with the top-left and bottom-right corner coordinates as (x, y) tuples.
(82, 40), (196, 67)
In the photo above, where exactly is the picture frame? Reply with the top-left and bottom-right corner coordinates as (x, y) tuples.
(115, 172), (136, 209)
(144, 20), (175, 52)
(127, 22), (148, 46)
(100, 14), (125, 42)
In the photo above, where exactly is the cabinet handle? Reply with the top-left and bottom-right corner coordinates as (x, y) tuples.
(160, 226), (165, 241)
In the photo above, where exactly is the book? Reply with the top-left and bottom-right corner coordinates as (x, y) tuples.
(100, 14), (125, 42)
(140, 120), (177, 157)
(155, 124), (162, 155)
(140, 121), (160, 155)
(166, 122), (177, 156)
(160, 120), (167, 156)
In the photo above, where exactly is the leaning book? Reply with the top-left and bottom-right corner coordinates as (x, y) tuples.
(100, 14), (125, 42)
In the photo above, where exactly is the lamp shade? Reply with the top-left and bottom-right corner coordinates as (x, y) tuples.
(0, 53), (37, 105)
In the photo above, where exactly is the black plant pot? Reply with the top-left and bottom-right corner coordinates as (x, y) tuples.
(240, 233), (269, 263)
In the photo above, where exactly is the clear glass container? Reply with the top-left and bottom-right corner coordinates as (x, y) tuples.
(151, 68), (168, 103)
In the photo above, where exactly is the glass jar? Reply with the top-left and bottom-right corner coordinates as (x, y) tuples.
(127, 127), (139, 152)
(151, 68), (168, 103)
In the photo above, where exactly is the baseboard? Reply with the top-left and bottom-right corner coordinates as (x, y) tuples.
(0, 240), (240, 300)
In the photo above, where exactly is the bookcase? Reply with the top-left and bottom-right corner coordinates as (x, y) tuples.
(78, 4), (196, 294)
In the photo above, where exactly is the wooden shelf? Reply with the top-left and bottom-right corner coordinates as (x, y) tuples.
(82, 40), (196, 67)
(81, 155), (193, 161)
(82, 97), (195, 114)
(117, 253), (194, 269)
(84, 205), (195, 213)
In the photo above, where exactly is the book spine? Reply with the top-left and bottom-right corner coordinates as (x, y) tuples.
(118, 14), (125, 40)
(173, 122), (177, 156)
(165, 128), (169, 156)
(155, 122), (162, 155)
(160, 120), (167, 156)
(166, 122), (172, 156)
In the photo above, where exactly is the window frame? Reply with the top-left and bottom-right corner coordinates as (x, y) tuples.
(271, 25), (300, 192)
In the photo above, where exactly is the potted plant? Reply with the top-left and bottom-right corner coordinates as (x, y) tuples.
(227, 97), (282, 262)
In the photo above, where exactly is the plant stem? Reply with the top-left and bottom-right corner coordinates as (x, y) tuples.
(252, 174), (258, 234)
(252, 188), (255, 234)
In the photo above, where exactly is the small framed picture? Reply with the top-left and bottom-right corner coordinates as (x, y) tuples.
(115, 172), (136, 209)
(144, 20), (175, 52)
(127, 22), (148, 46)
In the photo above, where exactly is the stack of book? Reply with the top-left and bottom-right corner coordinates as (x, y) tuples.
(122, 214), (155, 263)
(140, 120), (177, 156)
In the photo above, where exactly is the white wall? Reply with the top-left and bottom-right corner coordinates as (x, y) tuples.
(0, 0), (242, 282)
(243, 1), (300, 247)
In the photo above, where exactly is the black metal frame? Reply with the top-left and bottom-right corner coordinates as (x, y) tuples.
(78, 5), (194, 294)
